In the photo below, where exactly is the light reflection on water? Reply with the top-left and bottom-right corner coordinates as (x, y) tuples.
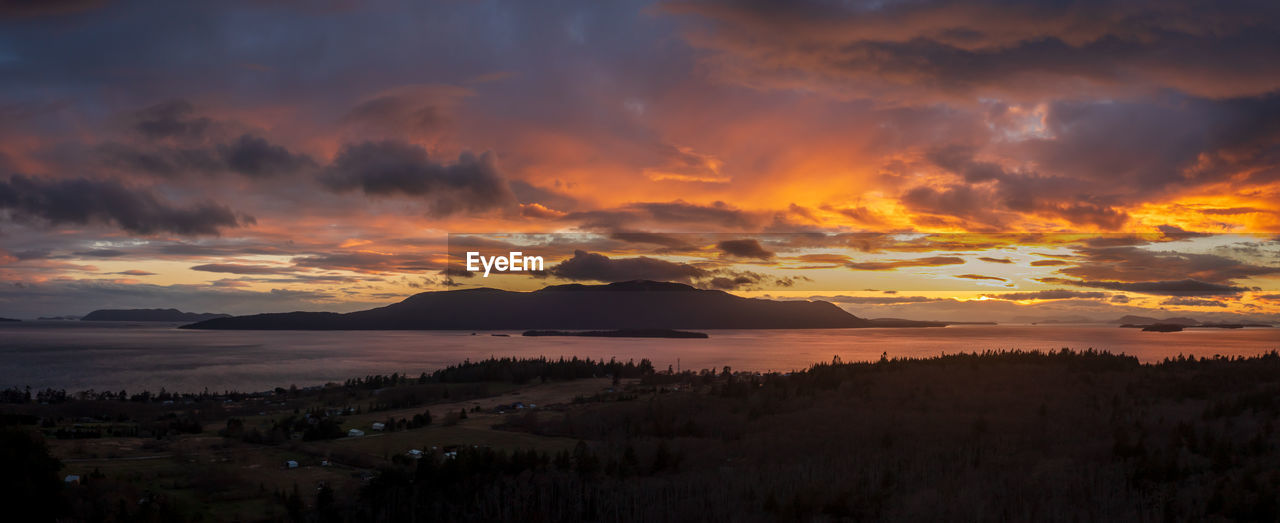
(1, 322), (1277, 393)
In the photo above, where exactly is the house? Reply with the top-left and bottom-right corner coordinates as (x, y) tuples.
(285, 460), (298, 469)
(371, 422), (386, 431)
(63, 475), (81, 484)
(347, 429), (365, 437)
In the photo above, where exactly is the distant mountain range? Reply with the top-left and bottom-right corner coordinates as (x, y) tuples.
(0, 317), (18, 322)
(82, 309), (231, 322)
(183, 280), (948, 331)
(1112, 315), (1201, 326)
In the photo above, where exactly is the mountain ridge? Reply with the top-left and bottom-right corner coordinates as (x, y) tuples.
(82, 309), (231, 322)
(182, 280), (947, 331)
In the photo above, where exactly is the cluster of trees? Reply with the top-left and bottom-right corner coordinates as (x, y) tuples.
(225, 410), (348, 444)
(377, 409), (433, 432)
(430, 356), (656, 384)
(343, 356), (658, 388)
(1, 385), (271, 405)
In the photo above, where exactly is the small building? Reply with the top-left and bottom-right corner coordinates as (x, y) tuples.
(371, 422), (386, 431)
(285, 460), (298, 469)
(347, 429), (365, 437)
(63, 475), (81, 485)
(407, 449), (424, 458)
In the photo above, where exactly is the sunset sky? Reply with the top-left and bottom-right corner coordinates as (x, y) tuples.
(1, 0), (1278, 321)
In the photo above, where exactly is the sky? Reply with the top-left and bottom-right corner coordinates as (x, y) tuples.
(0, 0), (1278, 321)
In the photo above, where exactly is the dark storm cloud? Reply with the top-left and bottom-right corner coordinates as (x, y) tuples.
(217, 135), (316, 177)
(0, 175), (251, 235)
(322, 140), (516, 217)
(291, 252), (436, 274)
(1059, 246), (1280, 283)
(111, 269), (156, 276)
(811, 295), (947, 305)
(665, 0), (1280, 101)
(716, 239), (774, 259)
(1040, 277), (1246, 296)
(548, 250), (709, 283)
(846, 256), (964, 271)
(954, 274), (1006, 282)
(190, 263), (296, 275)
(1162, 297), (1228, 308)
(983, 290), (1108, 301)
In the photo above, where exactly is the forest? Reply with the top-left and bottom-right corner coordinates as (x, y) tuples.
(4, 350), (1280, 521)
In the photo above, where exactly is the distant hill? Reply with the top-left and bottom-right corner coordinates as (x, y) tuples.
(82, 309), (231, 322)
(0, 317), (18, 322)
(183, 280), (947, 331)
(1113, 315), (1200, 326)
(37, 315), (81, 321)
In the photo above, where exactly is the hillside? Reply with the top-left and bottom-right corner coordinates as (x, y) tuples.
(183, 280), (945, 330)
(82, 309), (231, 322)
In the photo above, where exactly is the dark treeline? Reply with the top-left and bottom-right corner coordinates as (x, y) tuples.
(312, 349), (1280, 521)
(344, 356), (657, 389)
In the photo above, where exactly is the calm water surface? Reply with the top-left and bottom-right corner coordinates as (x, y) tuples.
(2, 321), (1277, 393)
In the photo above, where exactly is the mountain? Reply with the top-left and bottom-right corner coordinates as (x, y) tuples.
(0, 317), (18, 322)
(183, 280), (946, 331)
(1113, 315), (1200, 326)
(82, 309), (231, 322)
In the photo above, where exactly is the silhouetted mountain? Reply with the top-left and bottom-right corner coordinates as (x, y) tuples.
(82, 309), (231, 322)
(1113, 315), (1200, 326)
(0, 317), (18, 322)
(183, 280), (946, 331)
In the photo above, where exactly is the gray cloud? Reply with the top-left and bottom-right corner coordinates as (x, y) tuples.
(548, 250), (708, 283)
(846, 256), (965, 271)
(716, 238), (774, 259)
(983, 290), (1109, 301)
(321, 140), (516, 217)
(190, 263), (296, 275)
(1042, 277), (1247, 296)
(0, 175), (251, 235)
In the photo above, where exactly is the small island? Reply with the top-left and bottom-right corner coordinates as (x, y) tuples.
(522, 329), (710, 339)
(0, 317), (19, 322)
